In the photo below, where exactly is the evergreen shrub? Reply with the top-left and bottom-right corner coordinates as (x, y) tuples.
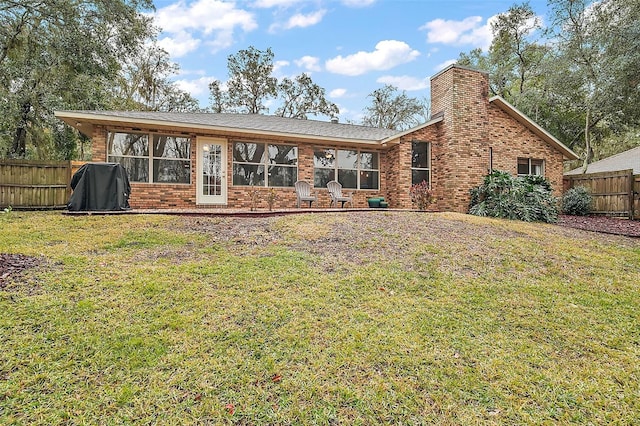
(469, 170), (558, 223)
(561, 186), (592, 216)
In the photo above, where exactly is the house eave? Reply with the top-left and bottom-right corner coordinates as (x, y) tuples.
(54, 111), (386, 146)
(380, 114), (444, 145)
(489, 96), (579, 160)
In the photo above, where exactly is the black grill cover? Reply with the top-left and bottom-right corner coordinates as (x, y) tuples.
(68, 163), (131, 211)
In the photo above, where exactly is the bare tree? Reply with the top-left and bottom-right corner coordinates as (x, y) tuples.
(361, 85), (428, 130)
(275, 74), (339, 120)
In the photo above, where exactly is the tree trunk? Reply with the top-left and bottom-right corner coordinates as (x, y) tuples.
(10, 102), (31, 158)
(11, 127), (26, 158)
(581, 107), (593, 173)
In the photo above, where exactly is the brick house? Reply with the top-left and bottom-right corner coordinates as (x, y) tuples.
(55, 65), (578, 212)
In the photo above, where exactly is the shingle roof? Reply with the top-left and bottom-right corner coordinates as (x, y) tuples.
(564, 146), (640, 175)
(55, 110), (398, 143)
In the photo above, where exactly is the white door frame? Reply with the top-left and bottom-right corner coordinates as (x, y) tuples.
(196, 137), (227, 205)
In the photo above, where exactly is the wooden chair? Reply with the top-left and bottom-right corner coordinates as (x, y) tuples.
(295, 180), (317, 208)
(327, 180), (353, 208)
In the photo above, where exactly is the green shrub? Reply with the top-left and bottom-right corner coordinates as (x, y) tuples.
(562, 186), (592, 216)
(469, 170), (558, 223)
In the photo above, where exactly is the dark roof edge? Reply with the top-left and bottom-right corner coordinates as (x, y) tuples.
(381, 114), (444, 144)
(54, 110), (392, 145)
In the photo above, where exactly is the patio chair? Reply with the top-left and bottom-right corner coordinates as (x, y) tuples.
(295, 180), (317, 208)
(327, 180), (353, 208)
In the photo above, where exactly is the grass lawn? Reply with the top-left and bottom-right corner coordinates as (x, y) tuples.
(1, 210), (639, 424)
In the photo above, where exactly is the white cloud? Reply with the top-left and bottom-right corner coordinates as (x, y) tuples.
(376, 75), (429, 91)
(157, 31), (201, 58)
(273, 60), (291, 76)
(174, 76), (218, 97)
(153, 0), (257, 54)
(284, 9), (326, 29)
(420, 15), (495, 50)
(421, 16), (482, 44)
(340, 108), (364, 124)
(330, 88), (347, 98)
(269, 9), (326, 32)
(325, 40), (420, 76)
(295, 55), (321, 72)
(176, 68), (207, 77)
(203, 33), (235, 53)
(253, 0), (302, 7)
(434, 59), (457, 72)
(341, 0), (376, 7)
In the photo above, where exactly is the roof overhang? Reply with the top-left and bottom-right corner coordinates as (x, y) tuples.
(380, 114), (444, 145)
(54, 111), (389, 147)
(489, 96), (579, 160)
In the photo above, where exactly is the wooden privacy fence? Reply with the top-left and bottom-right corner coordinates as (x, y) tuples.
(636, 175), (640, 220)
(0, 160), (73, 209)
(563, 169), (639, 219)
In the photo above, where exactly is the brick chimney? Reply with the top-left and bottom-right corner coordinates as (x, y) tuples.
(429, 65), (490, 212)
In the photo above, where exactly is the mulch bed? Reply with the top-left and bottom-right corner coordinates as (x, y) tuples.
(0, 253), (43, 289)
(557, 215), (640, 238)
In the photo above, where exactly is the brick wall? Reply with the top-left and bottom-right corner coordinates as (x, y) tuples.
(381, 143), (401, 207)
(430, 65), (491, 212)
(388, 125), (442, 210)
(488, 106), (565, 196)
(390, 65), (566, 212)
(223, 140), (386, 209)
(89, 65), (567, 211)
(91, 126), (385, 209)
(92, 126), (107, 161)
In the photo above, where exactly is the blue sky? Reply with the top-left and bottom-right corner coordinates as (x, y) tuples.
(150, 0), (549, 122)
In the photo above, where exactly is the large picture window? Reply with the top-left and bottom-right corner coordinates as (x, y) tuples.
(517, 158), (544, 176)
(107, 132), (191, 184)
(232, 142), (297, 187)
(314, 148), (379, 190)
(411, 141), (431, 185)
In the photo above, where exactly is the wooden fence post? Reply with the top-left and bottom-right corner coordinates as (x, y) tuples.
(627, 169), (634, 220)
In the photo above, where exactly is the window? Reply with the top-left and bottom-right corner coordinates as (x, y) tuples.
(232, 142), (297, 187)
(411, 141), (430, 185)
(517, 158), (544, 176)
(313, 148), (379, 190)
(107, 132), (191, 184)
(152, 135), (191, 183)
(313, 148), (336, 189)
(359, 151), (379, 190)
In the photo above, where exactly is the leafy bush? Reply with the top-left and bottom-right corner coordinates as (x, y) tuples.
(410, 180), (435, 210)
(469, 170), (558, 223)
(562, 186), (592, 216)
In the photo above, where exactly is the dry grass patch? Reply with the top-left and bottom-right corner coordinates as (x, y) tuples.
(1, 211), (639, 424)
